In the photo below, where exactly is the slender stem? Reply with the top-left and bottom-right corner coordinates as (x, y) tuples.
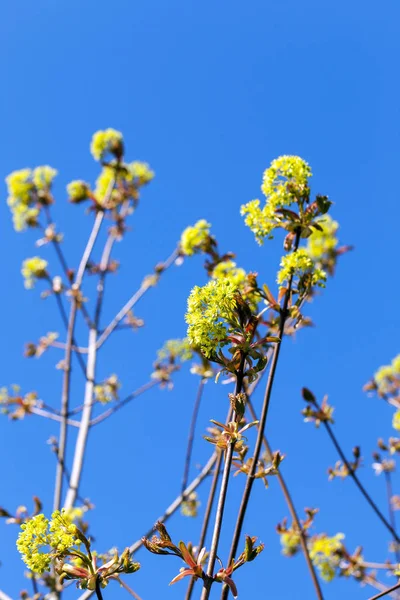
(0, 590), (13, 600)
(220, 230), (301, 600)
(63, 327), (97, 510)
(368, 582), (400, 600)
(322, 418), (400, 544)
(95, 576), (104, 600)
(182, 379), (206, 496)
(96, 249), (179, 349)
(385, 471), (400, 562)
(90, 380), (159, 427)
(54, 293), (87, 376)
(50, 341), (88, 353)
(247, 398), (323, 600)
(200, 356), (246, 600)
(53, 300), (77, 511)
(31, 407), (80, 427)
(186, 450), (224, 600)
(94, 234), (116, 327)
(116, 578), (143, 600)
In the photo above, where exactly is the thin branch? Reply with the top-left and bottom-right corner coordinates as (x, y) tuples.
(247, 397), (323, 600)
(95, 576), (104, 600)
(53, 300), (78, 512)
(368, 582), (400, 600)
(96, 248), (179, 349)
(181, 378), (206, 496)
(116, 578), (143, 600)
(0, 590), (13, 600)
(50, 341), (89, 353)
(220, 230), (301, 600)
(31, 407), (80, 427)
(53, 293), (88, 376)
(385, 471), (400, 562)
(321, 418), (400, 544)
(90, 380), (159, 427)
(200, 355), (246, 600)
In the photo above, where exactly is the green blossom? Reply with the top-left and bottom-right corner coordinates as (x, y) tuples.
(67, 180), (91, 203)
(277, 249), (326, 288)
(185, 279), (238, 358)
(279, 530), (302, 557)
(180, 220), (211, 256)
(94, 375), (121, 404)
(6, 167), (56, 232)
(306, 215), (339, 262)
(127, 161), (154, 185)
(32, 166), (57, 190)
(393, 410), (400, 431)
(308, 533), (344, 582)
(157, 338), (193, 362)
(90, 128), (124, 161)
(211, 260), (247, 288)
(21, 257), (48, 289)
(17, 514), (52, 573)
(241, 156), (311, 244)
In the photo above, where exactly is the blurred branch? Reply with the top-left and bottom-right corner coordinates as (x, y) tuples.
(90, 380), (159, 427)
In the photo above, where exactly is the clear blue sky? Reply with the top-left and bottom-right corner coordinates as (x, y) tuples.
(1, 1), (399, 599)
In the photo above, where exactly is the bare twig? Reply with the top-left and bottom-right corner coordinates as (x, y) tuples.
(31, 407), (80, 427)
(96, 249), (179, 349)
(385, 471), (400, 562)
(368, 582), (400, 600)
(116, 578), (143, 600)
(181, 378), (206, 496)
(90, 380), (159, 427)
(0, 589), (13, 600)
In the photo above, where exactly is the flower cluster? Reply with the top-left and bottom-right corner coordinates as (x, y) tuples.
(6, 166), (57, 231)
(157, 338), (193, 363)
(365, 354), (400, 399)
(180, 219), (212, 256)
(17, 511), (78, 573)
(277, 249), (326, 290)
(186, 279), (239, 358)
(0, 386), (39, 420)
(67, 180), (92, 203)
(94, 374), (121, 404)
(181, 492), (200, 518)
(309, 533), (345, 582)
(241, 156), (312, 244)
(302, 389), (334, 427)
(90, 128), (124, 161)
(21, 257), (48, 289)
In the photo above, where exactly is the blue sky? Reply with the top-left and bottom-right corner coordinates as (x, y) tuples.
(1, 1), (399, 599)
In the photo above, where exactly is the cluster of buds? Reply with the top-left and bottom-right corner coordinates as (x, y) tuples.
(328, 447), (361, 480)
(301, 388), (334, 427)
(0, 386), (40, 420)
(94, 375), (121, 405)
(24, 332), (59, 359)
(233, 450), (284, 488)
(204, 419), (258, 452)
(143, 523), (263, 598)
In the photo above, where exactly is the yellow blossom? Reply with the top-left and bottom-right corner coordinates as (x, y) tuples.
(21, 257), (48, 289)
(180, 220), (211, 256)
(90, 128), (123, 161)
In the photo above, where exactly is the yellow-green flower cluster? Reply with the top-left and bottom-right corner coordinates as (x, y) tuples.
(67, 180), (91, 203)
(6, 167), (57, 231)
(94, 374), (121, 404)
(21, 257), (48, 289)
(180, 220), (211, 256)
(157, 338), (193, 362)
(181, 492), (200, 517)
(307, 215), (339, 262)
(309, 533), (344, 582)
(374, 354), (400, 396)
(90, 128), (123, 161)
(393, 410), (400, 431)
(127, 161), (155, 185)
(211, 260), (247, 288)
(186, 279), (238, 358)
(277, 249), (326, 288)
(241, 156), (311, 244)
(17, 510), (78, 574)
(280, 530), (302, 557)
